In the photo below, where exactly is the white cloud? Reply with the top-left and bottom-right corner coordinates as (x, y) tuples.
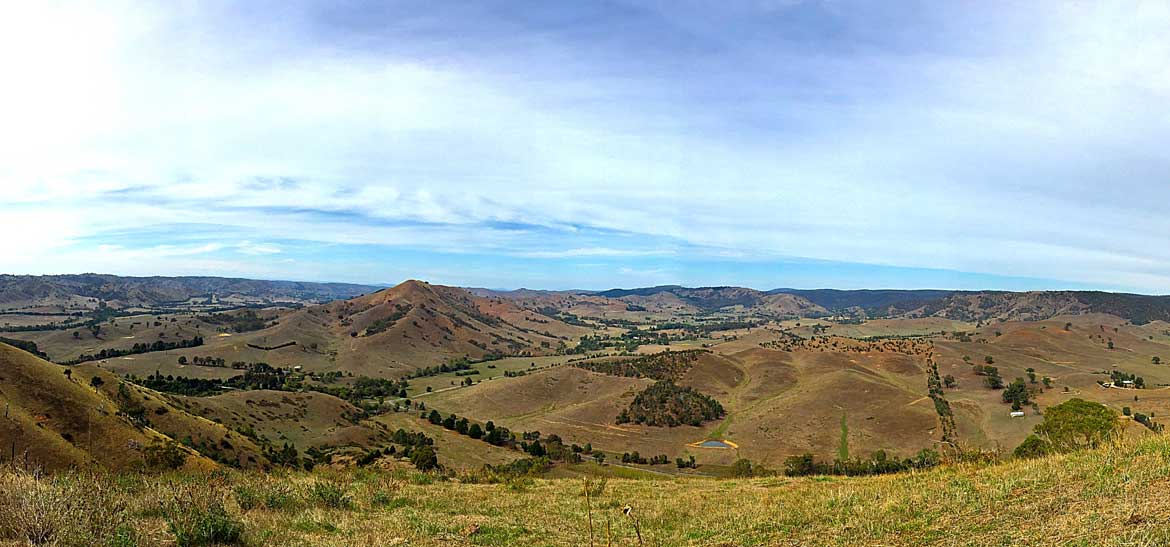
(2, 2), (1170, 291)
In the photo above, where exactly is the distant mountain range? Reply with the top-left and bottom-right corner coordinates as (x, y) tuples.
(0, 274), (382, 310)
(4, 274), (1170, 324)
(474, 285), (1170, 324)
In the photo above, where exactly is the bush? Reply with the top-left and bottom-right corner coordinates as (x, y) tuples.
(234, 480), (298, 511)
(0, 471), (137, 547)
(307, 480), (351, 509)
(144, 441), (187, 470)
(731, 459), (754, 478)
(1013, 435), (1050, 459)
(163, 486), (243, 547)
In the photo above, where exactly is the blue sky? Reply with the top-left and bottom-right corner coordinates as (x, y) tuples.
(3, 1), (1170, 292)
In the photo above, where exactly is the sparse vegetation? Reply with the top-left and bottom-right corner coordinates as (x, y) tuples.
(616, 380), (724, 427)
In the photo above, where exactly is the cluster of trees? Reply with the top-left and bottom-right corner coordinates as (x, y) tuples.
(516, 432), (586, 462)
(425, 410), (513, 447)
(484, 456), (552, 476)
(132, 363), (293, 395)
(204, 309), (269, 333)
(339, 430), (440, 471)
(971, 363), (1004, 389)
(619, 452), (671, 465)
(1001, 378), (1034, 410)
(574, 349), (708, 381)
(616, 380), (725, 427)
(0, 336), (48, 359)
(405, 358), (473, 379)
(363, 304), (412, 337)
(139, 372), (227, 396)
(1128, 409), (1163, 432)
(783, 448), (941, 477)
(1108, 369), (1145, 388)
(65, 336), (204, 364)
(263, 442), (305, 468)
(652, 320), (762, 335)
(388, 428), (438, 471)
(179, 355), (228, 367)
(925, 359), (957, 443)
(311, 376), (409, 404)
(422, 409), (594, 463)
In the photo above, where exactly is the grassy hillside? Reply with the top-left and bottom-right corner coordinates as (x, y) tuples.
(5, 436), (1170, 546)
(0, 343), (220, 471)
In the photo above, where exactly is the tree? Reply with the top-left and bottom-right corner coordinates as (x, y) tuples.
(1154, 356), (1162, 365)
(593, 452), (606, 464)
(1013, 434), (1050, 459)
(1123, 406), (1132, 416)
(984, 355), (995, 365)
(1002, 378), (1030, 410)
(1033, 398), (1119, 452)
(90, 375), (104, 388)
(63, 369), (72, 380)
(943, 375), (956, 389)
(178, 356), (188, 365)
(468, 423), (483, 439)
(143, 440), (187, 470)
(731, 458), (754, 478)
(409, 445), (438, 471)
(1026, 368), (1037, 384)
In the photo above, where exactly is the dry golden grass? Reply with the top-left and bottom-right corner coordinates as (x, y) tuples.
(4, 435), (1170, 546)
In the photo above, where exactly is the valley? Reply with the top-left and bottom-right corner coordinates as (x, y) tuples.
(4, 275), (1170, 477)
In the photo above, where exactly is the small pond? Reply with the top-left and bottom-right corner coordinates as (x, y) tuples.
(697, 440), (733, 448)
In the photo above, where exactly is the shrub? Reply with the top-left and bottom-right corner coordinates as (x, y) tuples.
(307, 480), (351, 509)
(162, 486), (243, 547)
(1013, 435), (1050, 459)
(0, 471), (136, 547)
(144, 441), (188, 470)
(234, 480), (298, 511)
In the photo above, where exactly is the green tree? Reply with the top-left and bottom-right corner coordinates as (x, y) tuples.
(1013, 434), (1050, 459)
(409, 445), (439, 471)
(731, 458), (754, 478)
(1002, 378), (1030, 410)
(1033, 398), (1119, 452)
(468, 423), (483, 439)
(144, 440), (187, 470)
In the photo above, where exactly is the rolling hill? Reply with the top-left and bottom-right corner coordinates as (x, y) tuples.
(0, 342), (231, 471)
(82, 280), (590, 380)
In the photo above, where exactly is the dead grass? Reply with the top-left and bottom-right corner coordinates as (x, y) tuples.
(4, 435), (1170, 546)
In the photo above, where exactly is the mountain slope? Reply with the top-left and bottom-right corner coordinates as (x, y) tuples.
(110, 280), (589, 379)
(0, 342), (222, 470)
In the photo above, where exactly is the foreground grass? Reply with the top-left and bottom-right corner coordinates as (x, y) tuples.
(5, 436), (1170, 546)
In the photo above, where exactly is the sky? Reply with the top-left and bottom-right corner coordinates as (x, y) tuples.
(3, 1), (1170, 293)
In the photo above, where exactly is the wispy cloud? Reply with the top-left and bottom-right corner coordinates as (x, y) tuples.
(2, 1), (1169, 292)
